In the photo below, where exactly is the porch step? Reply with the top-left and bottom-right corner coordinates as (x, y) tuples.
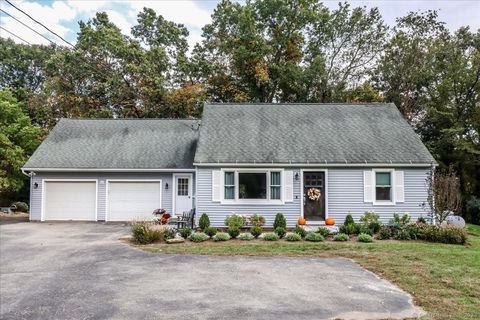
(301, 225), (339, 234)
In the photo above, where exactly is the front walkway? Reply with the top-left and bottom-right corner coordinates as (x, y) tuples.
(0, 222), (422, 320)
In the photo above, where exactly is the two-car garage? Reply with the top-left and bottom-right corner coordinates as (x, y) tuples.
(42, 180), (162, 222)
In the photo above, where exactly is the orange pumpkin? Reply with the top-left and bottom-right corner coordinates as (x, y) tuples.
(325, 218), (335, 225)
(298, 217), (306, 225)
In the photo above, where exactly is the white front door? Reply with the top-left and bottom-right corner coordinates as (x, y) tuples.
(174, 174), (193, 216)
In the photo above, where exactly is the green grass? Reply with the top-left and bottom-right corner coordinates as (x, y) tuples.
(139, 224), (480, 320)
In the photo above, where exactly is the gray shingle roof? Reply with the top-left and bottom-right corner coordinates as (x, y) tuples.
(24, 119), (200, 169)
(194, 103), (435, 165)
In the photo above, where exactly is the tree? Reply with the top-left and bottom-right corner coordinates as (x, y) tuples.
(427, 166), (462, 224)
(0, 90), (44, 204)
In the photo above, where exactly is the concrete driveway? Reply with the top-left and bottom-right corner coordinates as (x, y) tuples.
(0, 223), (422, 320)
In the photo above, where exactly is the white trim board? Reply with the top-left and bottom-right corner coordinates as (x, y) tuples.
(194, 163), (435, 168)
(23, 168), (195, 172)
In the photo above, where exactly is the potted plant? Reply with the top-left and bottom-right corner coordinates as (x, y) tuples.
(152, 208), (171, 225)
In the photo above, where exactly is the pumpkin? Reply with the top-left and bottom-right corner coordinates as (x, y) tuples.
(325, 218), (335, 225)
(298, 217), (306, 225)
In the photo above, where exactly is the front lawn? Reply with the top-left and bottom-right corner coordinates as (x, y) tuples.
(138, 224), (480, 320)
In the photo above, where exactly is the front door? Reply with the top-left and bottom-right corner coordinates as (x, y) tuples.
(174, 174), (193, 216)
(303, 172), (325, 221)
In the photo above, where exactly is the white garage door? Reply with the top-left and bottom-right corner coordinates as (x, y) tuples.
(107, 181), (161, 221)
(44, 181), (97, 221)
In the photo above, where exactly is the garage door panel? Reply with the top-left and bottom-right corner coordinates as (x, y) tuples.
(44, 181), (96, 221)
(108, 181), (161, 221)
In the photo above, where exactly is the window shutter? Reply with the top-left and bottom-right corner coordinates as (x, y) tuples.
(284, 170), (294, 202)
(212, 170), (221, 202)
(363, 171), (373, 203)
(395, 170), (405, 203)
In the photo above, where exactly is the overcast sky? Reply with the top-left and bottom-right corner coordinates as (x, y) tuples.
(1, 0), (479, 48)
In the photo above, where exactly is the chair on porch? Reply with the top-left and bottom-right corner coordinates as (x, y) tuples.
(176, 208), (196, 230)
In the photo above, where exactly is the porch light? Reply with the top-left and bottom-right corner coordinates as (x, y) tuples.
(33, 182), (38, 189)
(165, 182), (169, 190)
(294, 172), (299, 181)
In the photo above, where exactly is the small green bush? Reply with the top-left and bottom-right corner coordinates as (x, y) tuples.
(293, 225), (307, 238)
(368, 221), (382, 233)
(389, 213), (411, 228)
(358, 224), (374, 236)
(305, 232), (324, 242)
(273, 213), (287, 229)
(160, 226), (176, 240)
(317, 227), (330, 237)
(238, 233), (255, 240)
(188, 232), (209, 242)
(275, 227), (286, 238)
(263, 232), (280, 241)
(433, 225), (467, 245)
(213, 232), (230, 241)
(227, 226), (240, 238)
(250, 214), (266, 226)
(285, 233), (302, 241)
(344, 214), (355, 225)
(179, 228), (192, 239)
(10, 201), (29, 212)
(417, 217), (428, 224)
(339, 223), (360, 235)
(131, 221), (161, 244)
(199, 213), (210, 230)
(204, 226), (218, 238)
(404, 223), (426, 240)
(333, 233), (349, 241)
(395, 229), (411, 240)
(225, 214), (246, 228)
(358, 233), (374, 243)
(250, 225), (262, 238)
(377, 226), (392, 240)
(360, 211), (380, 224)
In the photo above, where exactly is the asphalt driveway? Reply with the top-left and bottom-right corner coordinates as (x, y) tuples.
(0, 222), (422, 320)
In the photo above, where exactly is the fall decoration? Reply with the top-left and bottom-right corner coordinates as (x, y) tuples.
(307, 188), (321, 201)
(325, 218), (336, 225)
(298, 217), (306, 225)
(152, 208), (171, 225)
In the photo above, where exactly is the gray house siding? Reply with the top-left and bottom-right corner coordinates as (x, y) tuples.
(196, 167), (430, 227)
(30, 172), (194, 221)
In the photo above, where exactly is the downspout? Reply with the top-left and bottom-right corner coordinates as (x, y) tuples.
(21, 169), (35, 221)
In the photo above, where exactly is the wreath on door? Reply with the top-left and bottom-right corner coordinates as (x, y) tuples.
(307, 188), (321, 201)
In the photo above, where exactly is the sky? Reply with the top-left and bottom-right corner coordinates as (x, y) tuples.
(1, 0), (479, 49)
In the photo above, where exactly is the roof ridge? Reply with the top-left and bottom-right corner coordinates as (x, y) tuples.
(61, 118), (200, 121)
(205, 102), (394, 106)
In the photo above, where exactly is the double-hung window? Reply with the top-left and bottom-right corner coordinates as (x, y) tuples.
(270, 172), (281, 200)
(223, 170), (282, 202)
(375, 171), (392, 201)
(224, 172), (235, 200)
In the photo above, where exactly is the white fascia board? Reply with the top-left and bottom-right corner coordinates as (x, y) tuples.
(22, 168), (196, 172)
(193, 162), (435, 168)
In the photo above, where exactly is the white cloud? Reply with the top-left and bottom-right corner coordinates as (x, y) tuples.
(104, 9), (134, 37)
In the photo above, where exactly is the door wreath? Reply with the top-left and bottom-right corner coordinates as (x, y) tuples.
(307, 188), (321, 201)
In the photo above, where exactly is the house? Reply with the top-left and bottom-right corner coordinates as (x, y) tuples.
(22, 103), (436, 226)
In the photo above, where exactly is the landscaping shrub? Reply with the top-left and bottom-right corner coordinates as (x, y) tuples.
(344, 214), (355, 225)
(263, 232), (280, 241)
(368, 221), (382, 233)
(339, 223), (360, 235)
(204, 226), (218, 238)
(389, 213), (411, 228)
(250, 225), (262, 238)
(317, 227), (330, 237)
(199, 213), (210, 230)
(10, 201), (28, 212)
(273, 213), (287, 229)
(333, 233), (349, 241)
(432, 225), (467, 245)
(360, 211), (380, 224)
(227, 226), (240, 239)
(275, 227), (286, 238)
(466, 196), (480, 225)
(213, 232), (230, 241)
(179, 228), (192, 239)
(394, 229), (411, 240)
(404, 223), (427, 240)
(417, 217), (428, 224)
(358, 233), (374, 243)
(249, 214), (266, 226)
(285, 233), (302, 241)
(293, 225), (307, 238)
(158, 225), (176, 241)
(225, 214), (246, 228)
(377, 226), (392, 240)
(238, 233), (255, 240)
(305, 232), (324, 242)
(358, 224), (374, 236)
(188, 232), (209, 242)
(131, 221), (161, 244)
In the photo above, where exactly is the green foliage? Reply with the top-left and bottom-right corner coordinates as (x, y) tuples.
(358, 224), (374, 236)
(358, 233), (374, 243)
(293, 225), (307, 238)
(249, 214), (266, 226)
(188, 232), (209, 242)
(317, 227), (330, 237)
(273, 213), (286, 229)
(204, 226), (218, 238)
(389, 213), (411, 228)
(377, 226), (392, 240)
(339, 223), (360, 235)
(360, 211), (380, 224)
(344, 214), (355, 225)
(250, 225), (262, 238)
(466, 197), (480, 225)
(179, 228), (192, 239)
(275, 227), (286, 238)
(395, 230), (411, 240)
(225, 214), (246, 228)
(263, 232), (280, 241)
(213, 232), (230, 241)
(333, 233), (349, 241)
(417, 217), (428, 224)
(238, 233), (255, 240)
(199, 213), (211, 230)
(10, 201), (28, 212)
(227, 226), (240, 239)
(305, 232), (324, 242)
(131, 221), (161, 244)
(285, 233), (302, 241)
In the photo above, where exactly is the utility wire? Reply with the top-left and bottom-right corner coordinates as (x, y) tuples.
(0, 25), (31, 44)
(3, 0), (74, 47)
(0, 8), (57, 45)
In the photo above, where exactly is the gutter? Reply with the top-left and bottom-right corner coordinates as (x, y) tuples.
(193, 162), (438, 168)
(21, 168), (196, 172)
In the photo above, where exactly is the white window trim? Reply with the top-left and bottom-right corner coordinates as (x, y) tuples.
(372, 169), (396, 206)
(220, 168), (284, 205)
